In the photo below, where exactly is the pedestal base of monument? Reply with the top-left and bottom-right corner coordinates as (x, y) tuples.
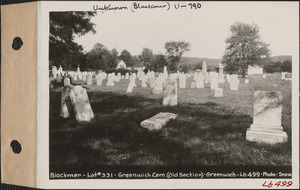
(246, 124), (287, 144)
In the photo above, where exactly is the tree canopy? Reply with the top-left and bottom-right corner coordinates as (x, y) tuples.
(165, 41), (191, 72)
(139, 48), (154, 70)
(49, 11), (97, 70)
(222, 22), (270, 77)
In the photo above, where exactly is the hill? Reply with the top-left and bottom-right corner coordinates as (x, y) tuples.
(270, 55), (292, 63)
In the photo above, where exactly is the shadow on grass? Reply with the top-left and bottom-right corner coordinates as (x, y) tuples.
(49, 89), (291, 168)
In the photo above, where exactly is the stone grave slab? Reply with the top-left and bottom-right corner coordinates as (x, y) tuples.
(140, 112), (178, 131)
(246, 91), (287, 144)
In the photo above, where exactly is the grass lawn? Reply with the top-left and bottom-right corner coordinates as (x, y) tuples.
(49, 73), (291, 168)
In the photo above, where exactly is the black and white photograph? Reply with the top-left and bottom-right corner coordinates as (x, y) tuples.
(46, 1), (298, 187)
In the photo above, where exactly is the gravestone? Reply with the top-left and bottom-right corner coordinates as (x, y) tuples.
(82, 73), (87, 81)
(210, 73), (219, 90)
(56, 74), (63, 83)
(86, 74), (93, 85)
(214, 88), (223, 97)
(60, 85), (73, 118)
(106, 73), (115, 86)
(285, 73), (292, 81)
(163, 79), (177, 106)
(126, 83), (134, 93)
(96, 75), (103, 86)
(230, 74), (238, 90)
(281, 72), (287, 80)
(196, 74), (204, 88)
(64, 78), (70, 86)
(179, 74), (186, 88)
(246, 91), (287, 144)
(245, 79), (249, 84)
(163, 66), (168, 79)
(202, 61), (208, 80)
(152, 77), (163, 94)
(140, 112), (178, 131)
(262, 74), (266, 79)
(125, 73), (129, 79)
(69, 86), (94, 122)
(149, 77), (155, 88)
(218, 63), (225, 83)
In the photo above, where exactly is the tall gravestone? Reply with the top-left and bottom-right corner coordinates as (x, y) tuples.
(106, 73), (115, 86)
(202, 61), (208, 81)
(179, 74), (186, 88)
(210, 73), (219, 90)
(196, 74), (204, 88)
(230, 74), (238, 90)
(163, 66), (168, 79)
(86, 74), (93, 85)
(163, 79), (177, 106)
(246, 91), (287, 144)
(96, 74), (103, 86)
(218, 64), (225, 83)
(69, 86), (94, 122)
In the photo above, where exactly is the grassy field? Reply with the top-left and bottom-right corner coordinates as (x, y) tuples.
(50, 73), (291, 168)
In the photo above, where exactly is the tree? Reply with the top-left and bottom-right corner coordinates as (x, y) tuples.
(87, 43), (110, 70)
(49, 11), (97, 70)
(119, 50), (133, 67)
(194, 62), (203, 71)
(222, 22), (270, 77)
(282, 60), (292, 72)
(165, 41), (191, 72)
(152, 54), (169, 72)
(139, 48), (154, 69)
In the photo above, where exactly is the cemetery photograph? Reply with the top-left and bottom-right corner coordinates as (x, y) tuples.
(48, 3), (295, 174)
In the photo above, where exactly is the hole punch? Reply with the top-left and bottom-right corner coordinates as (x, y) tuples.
(12, 37), (23, 50)
(10, 140), (22, 154)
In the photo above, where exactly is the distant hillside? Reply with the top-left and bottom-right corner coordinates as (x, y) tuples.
(270, 55), (292, 63)
(180, 57), (221, 67)
(132, 55), (292, 68)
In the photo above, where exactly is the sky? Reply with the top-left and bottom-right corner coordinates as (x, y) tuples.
(74, 2), (298, 59)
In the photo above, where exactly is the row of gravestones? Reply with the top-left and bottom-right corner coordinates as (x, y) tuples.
(60, 79), (288, 145)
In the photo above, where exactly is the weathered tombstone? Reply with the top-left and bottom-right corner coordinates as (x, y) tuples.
(106, 73), (115, 86)
(163, 79), (177, 106)
(86, 74), (93, 85)
(140, 112), (178, 131)
(246, 91), (287, 144)
(64, 78), (70, 86)
(226, 74), (230, 83)
(82, 73), (87, 81)
(230, 74), (238, 90)
(210, 73), (219, 90)
(56, 74), (63, 83)
(96, 74), (103, 86)
(163, 66), (168, 79)
(152, 77), (163, 94)
(196, 74), (204, 88)
(179, 74), (186, 88)
(60, 85), (73, 118)
(125, 73), (129, 79)
(245, 79), (249, 84)
(214, 88), (223, 97)
(149, 77), (155, 88)
(126, 83), (134, 93)
(218, 63), (225, 83)
(69, 86), (94, 122)
(262, 74), (266, 79)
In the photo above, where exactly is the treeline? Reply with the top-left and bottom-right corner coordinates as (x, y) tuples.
(263, 60), (292, 73)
